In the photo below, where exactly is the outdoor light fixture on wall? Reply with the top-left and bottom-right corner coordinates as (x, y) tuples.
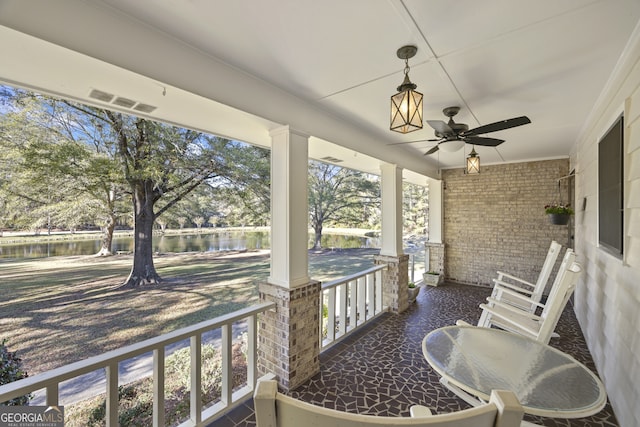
(466, 147), (480, 174)
(390, 45), (423, 134)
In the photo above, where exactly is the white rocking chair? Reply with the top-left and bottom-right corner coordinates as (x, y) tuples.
(254, 380), (523, 427)
(477, 258), (582, 344)
(477, 241), (563, 327)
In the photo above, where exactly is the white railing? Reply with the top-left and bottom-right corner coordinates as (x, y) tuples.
(320, 264), (387, 349)
(0, 302), (275, 427)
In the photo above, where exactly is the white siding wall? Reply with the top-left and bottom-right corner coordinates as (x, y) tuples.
(573, 24), (640, 427)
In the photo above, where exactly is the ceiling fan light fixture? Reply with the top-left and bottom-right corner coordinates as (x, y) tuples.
(466, 147), (480, 174)
(390, 45), (423, 134)
(439, 139), (465, 152)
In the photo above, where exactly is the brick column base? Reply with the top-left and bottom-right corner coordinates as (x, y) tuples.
(257, 280), (321, 391)
(374, 254), (410, 313)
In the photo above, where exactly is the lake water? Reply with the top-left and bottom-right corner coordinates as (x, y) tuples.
(0, 231), (381, 259)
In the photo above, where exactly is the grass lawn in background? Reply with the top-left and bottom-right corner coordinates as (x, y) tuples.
(0, 248), (379, 376)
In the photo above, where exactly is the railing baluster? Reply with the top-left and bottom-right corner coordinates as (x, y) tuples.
(153, 347), (165, 427)
(375, 269), (383, 313)
(327, 288), (336, 343)
(247, 314), (257, 389)
(366, 272), (375, 319)
(45, 383), (58, 407)
(221, 323), (232, 406)
(190, 335), (202, 425)
(105, 363), (119, 427)
(339, 283), (347, 336)
(357, 276), (366, 325)
(349, 280), (358, 329)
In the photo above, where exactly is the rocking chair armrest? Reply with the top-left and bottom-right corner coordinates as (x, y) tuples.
(491, 284), (543, 307)
(479, 303), (541, 337)
(495, 271), (535, 288)
(410, 405), (433, 417)
(492, 279), (535, 295)
(484, 298), (543, 321)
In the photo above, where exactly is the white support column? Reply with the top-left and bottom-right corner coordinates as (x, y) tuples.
(426, 177), (445, 276)
(379, 163), (404, 257)
(259, 128), (320, 391)
(427, 177), (443, 244)
(268, 125), (310, 288)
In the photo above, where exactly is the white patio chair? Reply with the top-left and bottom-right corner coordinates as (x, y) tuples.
(477, 241), (562, 328)
(477, 259), (582, 344)
(254, 379), (523, 427)
(478, 246), (574, 329)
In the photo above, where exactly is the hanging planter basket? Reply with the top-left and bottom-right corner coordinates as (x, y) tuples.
(546, 179), (574, 225)
(548, 213), (570, 225)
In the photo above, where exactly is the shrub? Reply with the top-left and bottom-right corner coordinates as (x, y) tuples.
(0, 339), (32, 406)
(85, 384), (152, 427)
(165, 344), (222, 397)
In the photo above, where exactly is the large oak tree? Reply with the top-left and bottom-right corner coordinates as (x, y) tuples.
(308, 161), (379, 249)
(103, 111), (240, 287)
(1, 86), (270, 288)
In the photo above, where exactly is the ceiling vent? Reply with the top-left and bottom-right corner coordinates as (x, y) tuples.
(320, 156), (343, 163)
(112, 96), (136, 108)
(88, 89), (114, 103)
(88, 88), (157, 114)
(133, 103), (157, 113)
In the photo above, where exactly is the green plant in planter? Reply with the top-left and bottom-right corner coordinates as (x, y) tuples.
(424, 271), (442, 287)
(544, 204), (574, 215)
(408, 282), (416, 288)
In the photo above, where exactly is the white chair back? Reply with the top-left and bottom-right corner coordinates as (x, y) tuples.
(531, 240), (563, 301)
(477, 250), (581, 344)
(254, 380), (523, 427)
(537, 259), (581, 342)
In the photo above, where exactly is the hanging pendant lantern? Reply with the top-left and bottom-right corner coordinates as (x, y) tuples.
(390, 45), (423, 134)
(466, 147), (480, 174)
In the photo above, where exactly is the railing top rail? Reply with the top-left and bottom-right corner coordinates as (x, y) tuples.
(321, 264), (387, 290)
(0, 301), (275, 399)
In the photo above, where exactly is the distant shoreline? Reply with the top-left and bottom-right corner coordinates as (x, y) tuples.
(0, 226), (376, 245)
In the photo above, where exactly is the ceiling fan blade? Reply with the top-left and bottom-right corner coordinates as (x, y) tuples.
(463, 116), (531, 136)
(387, 138), (432, 145)
(386, 137), (436, 146)
(424, 146), (439, 155)
(464, 136), (505, 147)
(426, 120), (453, 135)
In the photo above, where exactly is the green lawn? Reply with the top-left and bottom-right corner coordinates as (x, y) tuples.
(1, 248), (379, 375)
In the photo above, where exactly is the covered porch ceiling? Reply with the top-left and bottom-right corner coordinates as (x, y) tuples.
(1, 0), (639, 185)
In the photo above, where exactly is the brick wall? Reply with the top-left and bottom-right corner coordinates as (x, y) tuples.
(441, 159), (571, 287)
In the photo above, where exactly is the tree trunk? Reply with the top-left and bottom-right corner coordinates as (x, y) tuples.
(312, 223), (323, 249)
(95, 215), (116, 256)
(121, 181), (161, 288)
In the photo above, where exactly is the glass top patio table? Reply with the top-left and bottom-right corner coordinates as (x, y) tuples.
(422, 325), (607, 418)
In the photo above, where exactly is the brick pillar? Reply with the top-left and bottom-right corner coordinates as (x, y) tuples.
(374, 254), (410, 313)
(257, 280), (321, 391)
(426, 242), (445, 275)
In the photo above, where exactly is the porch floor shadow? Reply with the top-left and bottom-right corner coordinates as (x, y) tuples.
(209, 282), (618, 427)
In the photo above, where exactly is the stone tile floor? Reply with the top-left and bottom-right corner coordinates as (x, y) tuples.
(209, 282), (619, 427)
